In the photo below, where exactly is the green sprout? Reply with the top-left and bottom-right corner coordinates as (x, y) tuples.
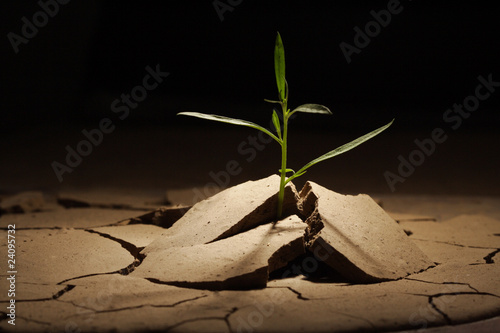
(178, 32), (394, 219)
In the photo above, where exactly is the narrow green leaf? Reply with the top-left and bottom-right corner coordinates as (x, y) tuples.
(294, 170), (307, 178)
(178, 112), (282, 145)
(272, 110), (281, 138)
(290, 104), (332, 116)
(278, 168), (295, 174)
(287, 119), (394, 183)
(264, 99), (283, 105)
(285, 170), (306, 184)
(274, 32), (286, 101)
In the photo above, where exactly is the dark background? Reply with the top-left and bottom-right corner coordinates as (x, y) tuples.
(1, 0), (499, 195)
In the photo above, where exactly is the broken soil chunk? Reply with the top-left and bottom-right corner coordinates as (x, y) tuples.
(132, 215), (306, 290)
(299, 181), (434, 283)
(143, 175), (299, 253)
(0, 191), (45, 213)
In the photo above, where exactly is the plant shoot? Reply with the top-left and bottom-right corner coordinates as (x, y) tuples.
(179, 33), (393, 218)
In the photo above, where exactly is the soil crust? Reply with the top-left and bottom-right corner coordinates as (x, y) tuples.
(0, 178), (499, 332)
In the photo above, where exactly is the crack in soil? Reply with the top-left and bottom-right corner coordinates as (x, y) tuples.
(74, 294), (210, 317)
(453, 291), (500, 299)
(56, 229), (146, 285)
(0, 285), (76, 303)
(57, 229), (145, 284)
(57, 272), (121, 285)
(334, 311), (376, 330)
(163, 306), (238, 333)
(381, 263), (438, 283)
(428, 291), (500, 325)
(56, 260), (143, 285)
(441, 282), (480, 293)
(0, 311), (53, 326)
(267, 286), (326, 301)
(412, 238), (498, 250)
(126, 206), (190, 228)
(58, 294), (210, 326)
(57, 298), (100, 314)
(144, 277), (243, 291)
(405, 278), (480, 293)
(85, 229), (145, 274)
(404, 290), (500, 326)
(414, 291), (500, 300)
(231, 287), (376, 331)
(408, 263), (438, 276)
(428, 295), (452, 325)
(84, 229), (144, 261)
(53, 284), (76, 299)
(404, 229), (413, 236)
(283, 286), (309, 300)
(0, 286), (76, 325)
(483, 249), (500, 264)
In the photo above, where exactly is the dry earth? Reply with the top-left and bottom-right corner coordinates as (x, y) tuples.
(0, 179), (499, 333)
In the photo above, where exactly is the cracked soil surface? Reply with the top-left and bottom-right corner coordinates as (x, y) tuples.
(0, 183), (499, 333)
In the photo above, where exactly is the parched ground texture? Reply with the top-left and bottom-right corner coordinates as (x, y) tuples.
(0, 184), (499, 333)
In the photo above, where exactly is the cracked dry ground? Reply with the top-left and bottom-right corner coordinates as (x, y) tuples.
(0, 187), (499, 333)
